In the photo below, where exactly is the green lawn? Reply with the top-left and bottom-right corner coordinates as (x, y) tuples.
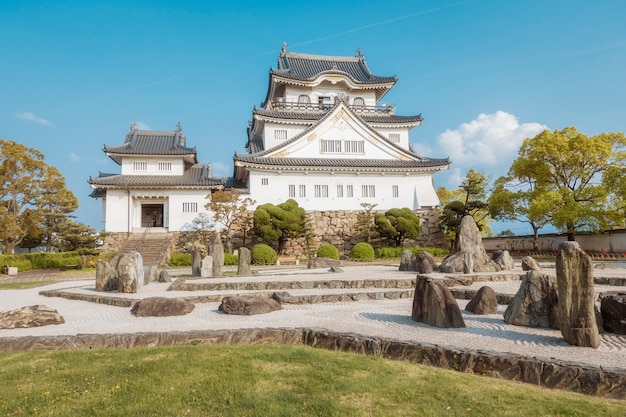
(0, 344), (623, 416)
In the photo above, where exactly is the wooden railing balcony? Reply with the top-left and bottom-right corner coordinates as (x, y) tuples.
(270, 99), (395, 115)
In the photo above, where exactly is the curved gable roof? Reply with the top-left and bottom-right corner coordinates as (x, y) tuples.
(103, 124), (197, 165)
(272, 48), (396, 85)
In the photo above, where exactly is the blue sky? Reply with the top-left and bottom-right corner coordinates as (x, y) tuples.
(2, 0), (625, 235)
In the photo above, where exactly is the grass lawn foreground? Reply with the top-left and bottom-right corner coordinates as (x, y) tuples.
(0, 344), (623, 416)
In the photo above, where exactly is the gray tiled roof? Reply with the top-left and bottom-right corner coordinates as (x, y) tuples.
(88, 164), (224, 189)
(234, 155), (450, 169)
(272, 49), (396, 85)
(253, 108), (423, 124)
(104, 129), (196, 156)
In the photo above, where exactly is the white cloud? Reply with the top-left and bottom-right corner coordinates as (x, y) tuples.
(211, 161), (230, 176)
(134, 121), (151, 130)
(14, 111), (52, 126)
(69, 152), (80, 163)
(437, 111), (547, 168)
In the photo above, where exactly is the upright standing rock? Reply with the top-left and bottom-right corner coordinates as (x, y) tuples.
(399, 249), (415, 271)
(238, 247), (252, 275)
(191, 249), (202, 277)
(439, 216), (500, 273)
(556, 242), (600, 348)
(504, 270), (558, 328)
(414, 251), (437, 274)
(209, 233), (225, 277)
(95, 259), (116, 292)
(466, 286), (498, 315)
(492, 250), (514, 270)
(412, 276), (465, 328)
(117, 255), (139, 293)
(521, 256), (542, 272)
(201, 256), (213, 278)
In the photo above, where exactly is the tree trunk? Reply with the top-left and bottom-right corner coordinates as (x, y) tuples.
(567, 223), (576, 241)
(532, 226), (540, 251)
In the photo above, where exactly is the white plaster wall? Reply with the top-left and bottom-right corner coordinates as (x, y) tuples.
(374, 127), (412, 151)
(120, 157), (185, 175)
(284, 85), (377, 107)
(167, 190), (214, 232)
(104, 189), (131, 232)
(263, 123), (307, 150)
(248, 170), (441, 211)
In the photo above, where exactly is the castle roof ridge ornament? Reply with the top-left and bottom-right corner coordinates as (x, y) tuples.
(281, 42), (288, 55)
(177, 121), (183, 132)
(130, 120), (137, 131)
(356, 48), (363, 58)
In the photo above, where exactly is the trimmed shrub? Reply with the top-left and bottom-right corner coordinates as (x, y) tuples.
(351, 242), (375, 262)
(169, 253), (192, 267)
(251, 244), (278, 265)
(316, 244), (339, 260)
(375, 247), (450, 259)
(0, 255), (32, 272)
(224, 253), (238, 266)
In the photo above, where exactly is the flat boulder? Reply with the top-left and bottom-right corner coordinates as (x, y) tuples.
(465, 286), (498, 315)
(307, 257), (341, 270)
(219, 296), (282, 315)
(131, 297), (195, 317)
(412, 276), (465, 328)
(0, 305), (64, 329)
(601, 293), (626, 334)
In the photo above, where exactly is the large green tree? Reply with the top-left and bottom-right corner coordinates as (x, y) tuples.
(374, 208), (420, 247)
(39, 166), (79, 252)
(0, 140), (48, 253)
(253, 199), (306, 254)
(488, 176), (552, 251)
(507, 127), (626, 240)
(54, 219), (97, 252)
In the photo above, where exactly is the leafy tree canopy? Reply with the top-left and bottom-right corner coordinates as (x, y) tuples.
(206, 189), (255, 253)
(374, 207), (420, 247)
(253, 199), (306, 254)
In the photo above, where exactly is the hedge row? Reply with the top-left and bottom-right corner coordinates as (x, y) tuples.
(375, 246), (449, 259)
(0, 252), (99, 272)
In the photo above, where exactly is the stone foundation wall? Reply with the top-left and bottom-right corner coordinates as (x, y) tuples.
(231, 208), (446, 257)
(1, 328), (623, 398)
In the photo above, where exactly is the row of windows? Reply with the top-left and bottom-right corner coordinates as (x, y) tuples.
(320, 139), (365, 154)
(132, 161), (173, 172)
(182, 202), (198, 213)
(273, 130), (399, 144)
(286, 184), (399, 198)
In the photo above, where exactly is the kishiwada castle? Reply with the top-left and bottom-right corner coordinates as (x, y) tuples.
(89, 44), (451, 250)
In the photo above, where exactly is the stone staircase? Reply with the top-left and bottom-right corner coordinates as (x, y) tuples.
(112, 231), (172, 268)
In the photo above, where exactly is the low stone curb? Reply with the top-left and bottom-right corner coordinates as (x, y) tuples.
(0, 328), (624, 399)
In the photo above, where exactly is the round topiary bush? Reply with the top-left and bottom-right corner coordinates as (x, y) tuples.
(351, 242), (375, 262)
(251, 243), (278, 265)
(316, 243), (339, 260)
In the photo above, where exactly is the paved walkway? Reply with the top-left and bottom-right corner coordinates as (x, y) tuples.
(1, 265), (625, 372)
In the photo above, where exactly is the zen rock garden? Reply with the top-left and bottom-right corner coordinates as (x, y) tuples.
(2, 214), (626, 398)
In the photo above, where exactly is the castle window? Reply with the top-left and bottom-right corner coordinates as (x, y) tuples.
(274, 129), (288, 140)
(158, 162), (172, 171)
(389, 133), (400, 143)
(362, 185), (376, 198)
(392, 185), (399, 198)
(347, 185), (353, 197)
(320, 140), (342, 153)
(183, 202), (198, 213)
(261, 178), (269, 186)
(299, 185), (306, 197)
(337, 185), (344, 198)
(289, 184), (296, 198)
(353, 97), (365, 108)
(344, 140), (365, 154)
(315, 185), (328, 198)
(133, 161), (147, 171)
